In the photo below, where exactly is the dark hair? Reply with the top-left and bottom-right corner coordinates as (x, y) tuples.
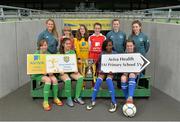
(112, 18), (120, 25)
(75, 24), (89, 41)
(93, 22), (102, 29)
(59, 38), (71, 54)
(125, 39), (136, 52)
(102, 39), (113, 52)
(37, 39), (48, 50)
(131, 20), (142, 35)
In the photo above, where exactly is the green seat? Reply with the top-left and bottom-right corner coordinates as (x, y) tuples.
(31, 76), (151, 98)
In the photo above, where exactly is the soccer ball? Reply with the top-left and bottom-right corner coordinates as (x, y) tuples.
(122, 103), (137, 117)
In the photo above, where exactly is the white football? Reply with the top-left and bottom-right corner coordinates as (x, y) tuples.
(122, 103), (137, 117)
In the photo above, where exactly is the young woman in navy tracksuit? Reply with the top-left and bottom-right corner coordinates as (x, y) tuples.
(128, 20), (150, 75)
(106, 19), (126, 89)
(128, 20), (150, 57)
(37, 18), (59, 54)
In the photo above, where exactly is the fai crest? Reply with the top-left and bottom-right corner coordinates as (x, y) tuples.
(64, 56), (70, 63)
(139, 38), (143, 42)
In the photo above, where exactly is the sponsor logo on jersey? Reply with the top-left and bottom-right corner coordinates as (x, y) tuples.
(119, 35), (123, 39)
(95, 42), (100, 46)
(139, 38), (143, 42)
(82, 42), (86, 46)
(110, 36), (114, 39)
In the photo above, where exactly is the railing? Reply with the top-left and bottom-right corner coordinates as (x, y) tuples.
(0, 5), (54, 20)
(1, 4), (180, 23)
(131, 5), (180, 22)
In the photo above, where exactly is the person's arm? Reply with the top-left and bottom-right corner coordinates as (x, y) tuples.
(127, 34), (131, 40)
(88, 36), (91, 51)
(96, 53), (103, 73)
(106, 31), (111, 39)
(37, 32), (44, 45)
(74, 38), (81, 60)
(104, 35), (106, 41)
(123, 33), (127, 52)
(144, 35), (150, 53)
(73, 45), (81, 64)
(56, 38), (59, 47)
(74, 38), (77, 50)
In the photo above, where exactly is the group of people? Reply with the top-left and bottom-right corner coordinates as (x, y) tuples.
(30, 18), (150, 112)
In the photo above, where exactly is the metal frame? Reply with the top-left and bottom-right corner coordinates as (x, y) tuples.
(1, 5), (180, 23)
(0, 5), (53, 21)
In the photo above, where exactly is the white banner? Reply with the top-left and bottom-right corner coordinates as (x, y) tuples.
(101, 53), (150, 73)
(46, 54), (78, 73)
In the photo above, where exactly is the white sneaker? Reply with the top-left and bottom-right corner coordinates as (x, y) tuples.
(86, 101), (96, 110)
(108, 103), (117, 113)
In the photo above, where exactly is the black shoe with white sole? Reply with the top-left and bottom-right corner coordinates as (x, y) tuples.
(86, 101), (96, 110)
(74, 98), (85, 105)
(108, 103), (117, 113)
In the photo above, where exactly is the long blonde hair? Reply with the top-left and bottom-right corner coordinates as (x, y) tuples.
(46, 18), (58, 38)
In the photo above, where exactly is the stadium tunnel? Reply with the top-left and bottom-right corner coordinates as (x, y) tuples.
(1, 18), (179, 101)
(0, 5), (180, 121)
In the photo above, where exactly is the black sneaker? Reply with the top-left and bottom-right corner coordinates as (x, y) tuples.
(74, 98), (85, 105)
(108, 103), (117, 113)
(86, 101), (96, 110)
